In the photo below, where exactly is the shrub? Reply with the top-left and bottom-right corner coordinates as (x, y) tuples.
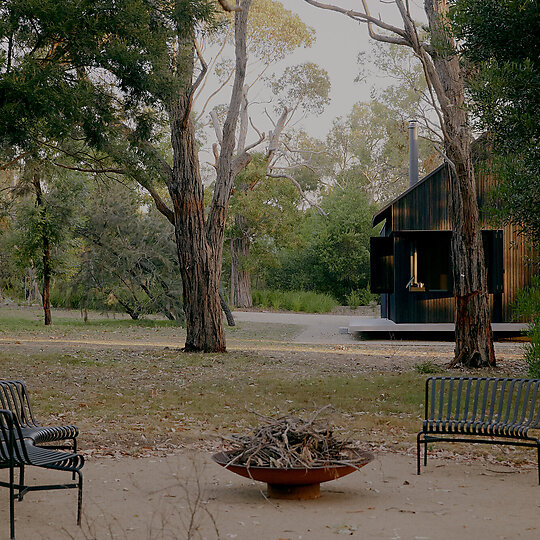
(346, 288), (379, 308)
(414, 360), (444, 374)
(514, 276), (540, 377)
(252, 289), (338, 313)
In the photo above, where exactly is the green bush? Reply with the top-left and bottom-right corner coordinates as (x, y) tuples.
(346, 288), (379, 308)
(49, 283), (110, 311)
(262, 186), (377, 303)
(514, 275), (540, 377)
(414, 360), (444, 374)
(252, 289), (338, 313)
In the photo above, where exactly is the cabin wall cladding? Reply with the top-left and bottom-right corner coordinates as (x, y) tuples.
(371, 165), (535, 324)
(502, 222), (535, 321)
(393, 166), (452, 231)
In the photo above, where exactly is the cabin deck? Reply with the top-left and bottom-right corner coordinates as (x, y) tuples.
(348, 318), (527, 339)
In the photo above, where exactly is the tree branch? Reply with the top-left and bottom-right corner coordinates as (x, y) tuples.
(237, 85), (249, 152)
(208, 0), (252, 239)
(268, 107), (289, 160)
(240, 130), (265, 155)
(210, 109), (223, 144)
(218, 0), (243, 12)
(0, 151), (33, 171)
(231, 151), (253, 178)
(194, 24), (232, 107)
(191, 38), (208, 95)
(195, 69), (235, 122)
(267, 172), (327, 217)
(303, 0), (408, 40)
(143, 183), (176, 226)
(53, 163), (125, 174)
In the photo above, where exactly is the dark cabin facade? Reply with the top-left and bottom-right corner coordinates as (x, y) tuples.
(370, 164), (534, 324)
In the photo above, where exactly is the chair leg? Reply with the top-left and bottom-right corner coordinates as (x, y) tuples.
(76, 470), (83, 526)
(417, 433), (422, 475)
(10, 462), (15, 539)
(537, 442), (540, 486)
(424, 440), (428, 466)
(18, 464), (24, 501)
(72, 438), (77, 480)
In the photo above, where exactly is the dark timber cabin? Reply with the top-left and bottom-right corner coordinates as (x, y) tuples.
(368, 125), (534, 330)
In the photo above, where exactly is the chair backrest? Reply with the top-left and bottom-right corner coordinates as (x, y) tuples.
(0, 409), (30, 463)
(0, 380), (37, 428)
(425, 377), (540, 429)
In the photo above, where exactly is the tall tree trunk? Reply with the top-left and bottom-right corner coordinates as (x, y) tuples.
(42, 233), (52, 325)
(31, 164), (52, 326)
(166, 3), (250, 352)
(424, 0), (495, 367)
(447, 144), (495, 367)
(169, 94), (225, 352)
(230, 214), (252, 307)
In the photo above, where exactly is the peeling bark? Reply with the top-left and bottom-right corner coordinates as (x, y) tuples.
(164, 1), (252, 352)
(169, 94), (225, 352)
(230, 215), (252, 307)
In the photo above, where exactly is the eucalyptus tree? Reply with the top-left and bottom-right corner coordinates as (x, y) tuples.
(304, 0), (496, 368)
(198, 1), (329, 307)
(1, 0), (254, 351)
(225, 61), (330, 307)
(325, 95), (438, 205)
(2, 161), (86, 324)
(224, 153), (304, 305)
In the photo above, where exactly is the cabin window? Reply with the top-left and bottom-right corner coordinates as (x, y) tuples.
(483, 230), (504, 293)
(370, 236), (394, 293)
(408, 232), (451, 292)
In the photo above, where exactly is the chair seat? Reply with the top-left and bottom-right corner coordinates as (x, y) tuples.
(1, 438), (84, 471)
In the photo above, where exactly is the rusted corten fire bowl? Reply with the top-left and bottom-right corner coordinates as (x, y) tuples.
(212, 449), (374, 500)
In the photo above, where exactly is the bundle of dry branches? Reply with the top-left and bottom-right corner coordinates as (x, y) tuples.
(222, 411), (363, 469)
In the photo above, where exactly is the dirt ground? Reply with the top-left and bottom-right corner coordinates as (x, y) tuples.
(0, 306), (537, 539)
(5, 450), (539, 540)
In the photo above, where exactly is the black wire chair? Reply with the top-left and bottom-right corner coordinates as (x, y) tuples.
(417, 376), (540, 483)
(0, 380), (79, 452)
(0, 409), (84, 539)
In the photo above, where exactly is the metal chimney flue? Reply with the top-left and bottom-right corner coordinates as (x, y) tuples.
(408, 119), (419, 187)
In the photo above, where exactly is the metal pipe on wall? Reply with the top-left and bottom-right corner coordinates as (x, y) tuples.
(409, 119), (419, 187)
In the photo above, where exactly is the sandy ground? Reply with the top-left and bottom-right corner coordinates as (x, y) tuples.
(3, 450), (539, 540)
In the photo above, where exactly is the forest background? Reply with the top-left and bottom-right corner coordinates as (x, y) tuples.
(0, 1), (537, 368)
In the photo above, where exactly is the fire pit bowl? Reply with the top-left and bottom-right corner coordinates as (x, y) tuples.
(212, 448), (374, 500)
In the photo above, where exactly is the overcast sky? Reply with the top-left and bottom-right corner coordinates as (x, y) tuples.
(197, 1), (429, 151)
(271, 1), (428, 137)
(283, 0), (382, 136)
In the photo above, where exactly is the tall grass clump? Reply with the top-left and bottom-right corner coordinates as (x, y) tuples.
(252, 289), (338, 313)
(514, 276), (540, 377)
(346, 288), (379, 308)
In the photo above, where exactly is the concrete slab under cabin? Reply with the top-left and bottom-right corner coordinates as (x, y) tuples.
(348, 317), (528, 340)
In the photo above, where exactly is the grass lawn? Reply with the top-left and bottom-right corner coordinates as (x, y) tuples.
(0, 305), (534, 467)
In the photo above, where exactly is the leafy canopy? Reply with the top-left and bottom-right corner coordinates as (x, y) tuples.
(0, 0), (216, 154)
(452, 0), (540, 243)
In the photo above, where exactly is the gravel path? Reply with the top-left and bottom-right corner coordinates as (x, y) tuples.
(232, 310), (367, 344)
